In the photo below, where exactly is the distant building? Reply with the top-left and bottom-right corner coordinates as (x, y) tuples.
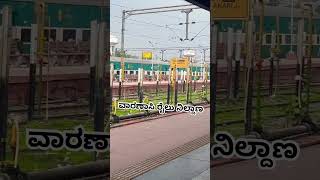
(110, 34), (118, 56)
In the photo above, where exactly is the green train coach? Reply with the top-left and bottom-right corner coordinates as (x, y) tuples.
(0, 0), (105, 54)
(110, 56), (208, 81)
(215, 5), (320, 59)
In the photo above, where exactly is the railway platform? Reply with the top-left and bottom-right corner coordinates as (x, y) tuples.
(110, 108), (210, 179)
(134, 144), (210, 180)
(212, 134), (320, 180)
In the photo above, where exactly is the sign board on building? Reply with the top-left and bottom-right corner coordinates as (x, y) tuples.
(142, 51), (153, 60)
(170, 58), (190, 68)
(212, 0), (249, 20)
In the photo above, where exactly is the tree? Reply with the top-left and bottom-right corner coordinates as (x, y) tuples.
(114, 49), (138, 58)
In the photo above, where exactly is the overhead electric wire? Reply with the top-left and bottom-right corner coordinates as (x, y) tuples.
(189, 23), (210, 41)
(111, 3), (186, 20)
(165, 20), (209, 26)
(111, 3), (127, 8)
(124, 46), (209, 50)
(165, 24), (184, 41)
(112, 15), (185, 31)
(112, 20), (182, 41)
(111, 2), (209, 52)
(110, 31), (177, 45)
(112, 15), (208, 37)
(112, 15), (207, 42)
(112, 16), (184, 41)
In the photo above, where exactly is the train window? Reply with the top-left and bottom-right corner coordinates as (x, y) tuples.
(44, 29), (57, 41)
(285, 35), (291, 45)
(21, 28), (31, 42)
(116, 71), (120, 75)
(130, 71), (134, 74)
(292, 35), (297, 44)
(147, 71), (151, 75)
(275, 35), (283, 44)
(317, 36), (320, 45)
(82, 30), (90, 41)
(255, 33), (260, 42)
(305, 35), (310, 42)
(125, 71), (128, 74)
(265, 34), (272, 45)
(63, 29), (76, 42)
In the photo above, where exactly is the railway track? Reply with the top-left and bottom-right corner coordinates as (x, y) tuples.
(216, 102), (320, 127)
(111, 103), (210, 128)
(6, 82), (320, 121)
(7, 63), (320, 105)
(8, 100), (90, 120)
(113, 82), (320, 100)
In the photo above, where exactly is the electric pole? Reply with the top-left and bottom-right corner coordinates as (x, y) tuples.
(0, 6), (11, 161)
(180, 9), (194, 41)
(305, 3), (313, 115)
(36, 0), (45, 118)
(179, 49), (183, 58)
(119, 5), (198, 98)
(201, 48), (208, 79)
(119, 10), (126, 100)
(160, 49), (166, 61)
(90, 21), (98, 113)
(245, 0), (254, 135)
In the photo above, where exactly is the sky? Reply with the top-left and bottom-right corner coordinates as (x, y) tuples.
(110, 0), (210, 62)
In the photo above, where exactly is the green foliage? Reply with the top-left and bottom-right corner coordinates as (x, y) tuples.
(285, 95), (308, 125)
(114, 49), (138, 58)
(4, 119), (98, 172)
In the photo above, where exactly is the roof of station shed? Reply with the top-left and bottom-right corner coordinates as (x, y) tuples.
(14, 0), (106, 6)
(185, 0), (320, 18)
(185, 0), (209, 11)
